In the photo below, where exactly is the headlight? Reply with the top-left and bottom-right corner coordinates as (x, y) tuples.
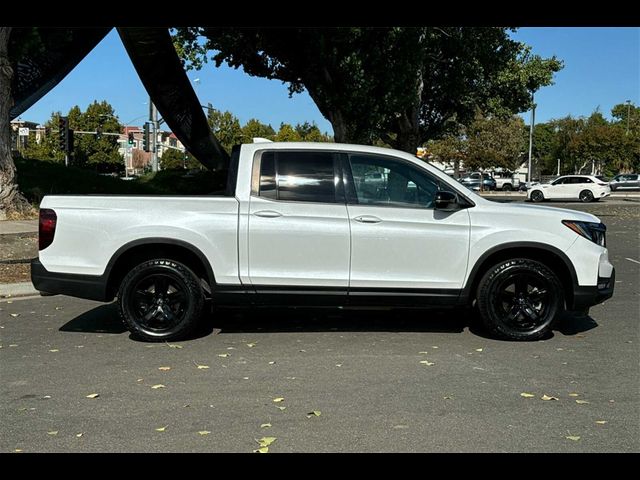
(562, 220), (606, 247)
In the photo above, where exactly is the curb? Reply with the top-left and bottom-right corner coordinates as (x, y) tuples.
(0, 282), (40, 298)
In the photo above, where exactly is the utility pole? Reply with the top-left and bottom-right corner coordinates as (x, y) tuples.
(557, 158), (560, 176)
(527, 90), (536, 184)
(149, 97), (159, 172)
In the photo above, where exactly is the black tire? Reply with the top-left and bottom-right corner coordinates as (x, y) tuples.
(502, 183), (513, 191)
(476, 258), (563, 341)
(530, 190), (544, 202)
(579, 189), (594, 203)
(118, 259), (204, 342)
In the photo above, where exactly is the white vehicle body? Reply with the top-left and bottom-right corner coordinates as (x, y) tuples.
(527, 175), (611, 202)
(32, 142), (615, 340)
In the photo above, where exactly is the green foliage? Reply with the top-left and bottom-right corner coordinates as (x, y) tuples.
(173, 27), (562, 153)
(294, 122), (332, 142)
(426, 134), (467, 177)
(160, 148), (187, 170)
(242, 118), (276, 140)
(465, 115), (526, 171)
(274, 123), (302, 142)
(206, 105), (243, 153)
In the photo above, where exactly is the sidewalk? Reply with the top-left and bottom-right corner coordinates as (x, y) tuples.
(0, 219), (38, 235)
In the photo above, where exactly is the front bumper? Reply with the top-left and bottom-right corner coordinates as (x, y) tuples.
(31, 259), (110, 302)
(571, 268), (615, 310)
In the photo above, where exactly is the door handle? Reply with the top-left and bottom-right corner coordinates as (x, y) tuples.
(253, 210), (283, 218)
(354, 215), (382, 224)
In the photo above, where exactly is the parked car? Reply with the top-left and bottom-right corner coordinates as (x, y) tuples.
(459, 172), (497, 191)
(32, 141), (614, 342)
(491, 172), (520, 191)
(527, 175), (611, 203)
(609, 173), (640, 191)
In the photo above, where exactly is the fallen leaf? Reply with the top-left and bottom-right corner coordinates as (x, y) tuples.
(253, 447), (269, 453)
(198, 431), (211, 435)
(335, 364), (342, 367)
(227, 347), (235, 350)
(155, 426), (167, 432)
(86, 393), (99, 399)
(151, 384), (165, 389)
(432, 346), (439, 349)
(273, 397), (284, 403)
(10, 313), (20, 317)
(566, 436), (581, 441)
(419, 360), (435, 366)
(260, 423), (272, 428)
(595, 420), (607, 425)
(218, 354), (230, 358)
(575, 400), (590, 404)
(418, 351), (429, 354)
(268, 361), (276, 365)
(520, 393), (535, 398)
(76, 433), (83, 438)
(243, 377), (249, 380)
(43, 395), (51, 399)
(307, 410), (321, 417)
(9, 344), (18, 347)
(47, 431), (58, 435)
(541, 394), (559, 401)
(257, 436), (277, 447)
(197, 365), (210, 369)
(55, 307), (62, 310)
(475, 348), (483, 352)
(556, 348), (564, 351)
(276, 406), (286, 411)
(49, 349), (59, 353)
(165, 342), (182, 349)
(137, 378), (143, 382)
(14, 449), (23, 452)
(443, 396), (452, 400)
(299, 349), (307, 353)
(158, 367), (171, 371)
(247, 343), (256, 348)
(569, 393), (579, 397)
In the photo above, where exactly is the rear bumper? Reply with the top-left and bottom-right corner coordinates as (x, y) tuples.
(571, 268), (615, 310)
(31, 259), (110, 302)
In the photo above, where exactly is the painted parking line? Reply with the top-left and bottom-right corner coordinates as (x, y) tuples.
(625, 258), (640, 265)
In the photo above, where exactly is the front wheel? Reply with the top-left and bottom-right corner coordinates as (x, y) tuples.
(118, 259), (205, 341)
(530, 190), (544, 202)
(476, 258), (563, 341)
(579, 189), (594, 202)
(502, 183), (513, 191)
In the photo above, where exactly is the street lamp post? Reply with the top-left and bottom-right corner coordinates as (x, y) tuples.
(527, 90), (536, 184)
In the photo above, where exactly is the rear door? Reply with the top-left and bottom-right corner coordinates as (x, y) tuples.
(247, 150), (350, 290)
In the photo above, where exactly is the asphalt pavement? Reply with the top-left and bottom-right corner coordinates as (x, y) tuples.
(1, 201), (638, 453)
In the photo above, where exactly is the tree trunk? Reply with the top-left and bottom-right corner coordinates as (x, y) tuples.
(0, 27), (29, 219)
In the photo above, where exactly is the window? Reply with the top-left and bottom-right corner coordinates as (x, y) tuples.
(348, 154), (442, 208)
(258, 151), (337, 203)
(571, 177), (592, 184)
(552, 177), (567, 185)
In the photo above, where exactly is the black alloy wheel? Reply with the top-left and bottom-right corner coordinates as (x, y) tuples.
(477, 259), (563, 341)
(579, 190), (594, 203)
(118, 259), (204, 341)
(530, 190), (544, 202)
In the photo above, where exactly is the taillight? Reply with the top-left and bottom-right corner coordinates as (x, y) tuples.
(39, 208), (57, 250)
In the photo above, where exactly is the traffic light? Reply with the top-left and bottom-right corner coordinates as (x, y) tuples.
(142, 123), (150, 152)
(58, 116), (68, 151)
(128, 132), (134, 146)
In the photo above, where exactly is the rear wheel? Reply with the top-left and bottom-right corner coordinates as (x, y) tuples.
(118, 259), (204, 341)
(476, 258), (563, 341)
(579, 189), (594, 203)
(502, 183), (513, 191)
(530, 190), (544, 202)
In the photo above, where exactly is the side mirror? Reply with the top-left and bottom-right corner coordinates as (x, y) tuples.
(435, 191), (459, 211)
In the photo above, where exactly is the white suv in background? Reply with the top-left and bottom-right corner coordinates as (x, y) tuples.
(528, 175), (611, 203)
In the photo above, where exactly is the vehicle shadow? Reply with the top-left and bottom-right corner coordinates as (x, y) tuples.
(59, 303), (127, 334)
(206, 306), (469, 335)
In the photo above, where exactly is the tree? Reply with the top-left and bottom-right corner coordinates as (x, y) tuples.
(274, 123), (302, 142)
(612, 102), (640, 136)
(160, 148), (186, 170)
(206, 105), (243, 153)
(465, 114), (526, 172)
(173, 27), (562, 154)
(426, 133), (467, 179)
(295, 121), (332, 142)
(242, 118), (275, 141)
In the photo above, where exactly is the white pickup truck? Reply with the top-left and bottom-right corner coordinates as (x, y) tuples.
(32, 142), (615, 341)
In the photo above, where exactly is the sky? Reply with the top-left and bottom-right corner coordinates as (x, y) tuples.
(17, 27), (640, 134)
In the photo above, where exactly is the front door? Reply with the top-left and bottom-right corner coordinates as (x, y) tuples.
(344, 153), (471, 294)
(247, 150), (350, 289)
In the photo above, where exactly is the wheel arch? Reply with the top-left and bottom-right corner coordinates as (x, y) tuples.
(462, 242), (578, 308)
(104, 238), (215, 300)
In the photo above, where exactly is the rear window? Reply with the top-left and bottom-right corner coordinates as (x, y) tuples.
(258, 151), (338, 203)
